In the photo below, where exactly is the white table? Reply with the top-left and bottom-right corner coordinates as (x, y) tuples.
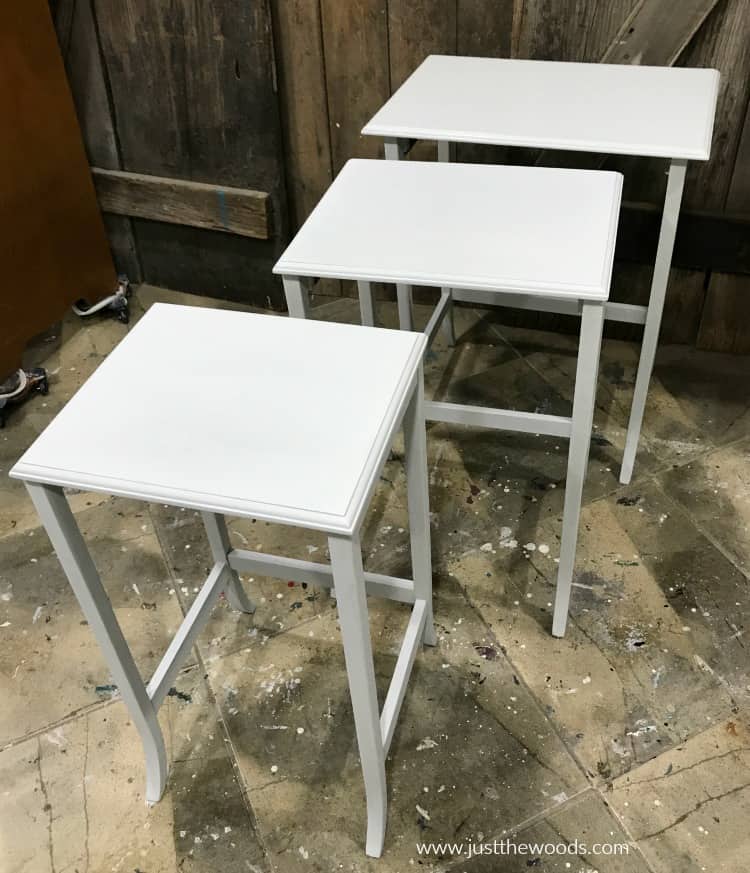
(363, 55), (720, 484)
(12, 302), (434, 858)
(275, 158), (622, 636)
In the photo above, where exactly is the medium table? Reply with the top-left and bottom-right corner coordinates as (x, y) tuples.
(12, 302), (434, 858)
(363, 55), (720, 484)
(275, 158), (622, 636)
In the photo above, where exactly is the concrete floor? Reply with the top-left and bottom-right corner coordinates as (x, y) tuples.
(2, 285), (749, 873)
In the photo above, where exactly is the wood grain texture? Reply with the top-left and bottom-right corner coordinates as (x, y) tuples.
(52, 0), (141, 281)
(53, 0), (118, 166)
(457, 0), (514, 57)
(516, 0), (637, 62)
(92, 169), (271, 239)
(93, 0), (287, 307)
(94, 0), (282, 190)
(697, 272), (750, 353)
(270, 0), (333, 230)
(680, 0), (750, 211)
(698, 49), (750, 353)
(389, 0), (457, 92)
(270, 0), (339, 297)
(662, 268), (709, 344)
(726, 96), (750, 213)
(602, 0), (721, 64)
(320, 0), (390, 171)
(132, 223), (283, 307)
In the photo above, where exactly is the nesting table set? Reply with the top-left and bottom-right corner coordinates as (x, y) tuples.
(13, 56), (718, 857)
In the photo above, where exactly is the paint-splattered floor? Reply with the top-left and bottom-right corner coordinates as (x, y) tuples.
(2, 285), (749, 873)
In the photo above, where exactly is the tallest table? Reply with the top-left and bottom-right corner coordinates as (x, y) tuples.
(363, 56), (719, 484)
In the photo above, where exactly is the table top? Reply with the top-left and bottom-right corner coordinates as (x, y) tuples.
(274, 159), (622, 301)
(363, 56), (719, 161)
(12, 304), (426, 534)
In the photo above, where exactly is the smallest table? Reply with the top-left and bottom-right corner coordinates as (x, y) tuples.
(12, 303), (434, 858)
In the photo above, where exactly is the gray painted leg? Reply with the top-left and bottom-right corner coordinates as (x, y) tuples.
(440, 290), (456, 346)
(436, 140), (456, 347)
(202, 512), (255, 614)
(620, 159), (687, 485)
(436, 140), (456, 163)
(383, 138), (406, 161)
(552, 303), (605, 638)
(383, 139), (415, 332)
(328, 534), (387, 857)
(283, 276), (310, 318)
(403, 370), (436, 646)
(358, 280), (376, 327)
(26, 483), (168, 802)
(396, 284), (414, 331)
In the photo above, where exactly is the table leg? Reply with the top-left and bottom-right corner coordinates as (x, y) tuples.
(358, 280), (376, 327)
(403, 368), (436, 646)
(395, 284), (414, 331)
(552, 303), (605, 638)
(283, 276), (310, 318)
(26, 482), (168, 802)
(620, 158), (687, 485)
(383, 140), (415, 332)
(436, 140), (456, 347)
(202, 512), (255, 614)
(328, 533), (387, 857)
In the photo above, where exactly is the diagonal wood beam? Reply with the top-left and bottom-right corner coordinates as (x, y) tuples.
(602, 0), (721, 66)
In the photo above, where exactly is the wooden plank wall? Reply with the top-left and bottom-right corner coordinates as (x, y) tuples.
(270, 0), (750, 352)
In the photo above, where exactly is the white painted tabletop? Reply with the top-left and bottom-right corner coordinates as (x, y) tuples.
(363, 56), (719, 161)
(274, 159), (622, 301)
(12, 304), (426, 534)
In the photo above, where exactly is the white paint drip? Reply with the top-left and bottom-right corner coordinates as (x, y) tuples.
(499, 527), (518, 549)
(626, 720), (657, 738)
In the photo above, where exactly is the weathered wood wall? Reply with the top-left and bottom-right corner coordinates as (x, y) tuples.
(53, 0), (750, 352)
(52, 0), (288, 307)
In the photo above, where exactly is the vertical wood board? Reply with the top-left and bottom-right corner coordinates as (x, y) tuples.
(93, 0), (288, 306)
(270, 0), (333, 229)
(680, 0), (750, 211)
(320, 0), (390, 172)
(52, 0), (141, 281)
(725, 96), (750, 213)
(697, 272), (750, 353)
